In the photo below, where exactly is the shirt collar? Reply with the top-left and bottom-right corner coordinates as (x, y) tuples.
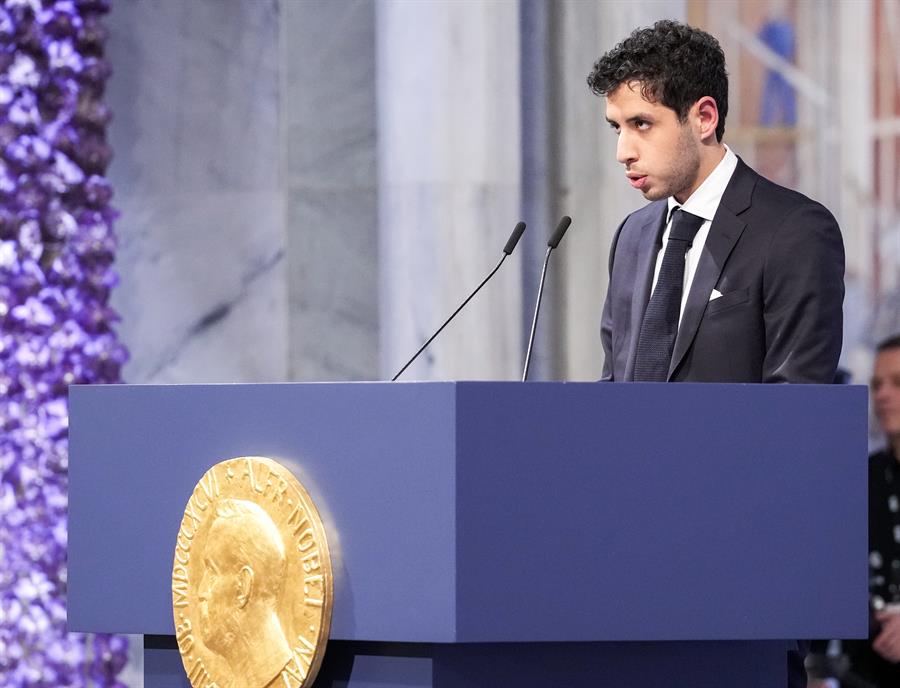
(667, 145), (739, 223)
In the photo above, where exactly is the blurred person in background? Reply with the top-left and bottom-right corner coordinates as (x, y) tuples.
(813, 335), (900, 687)
(855, 335), (900, 685)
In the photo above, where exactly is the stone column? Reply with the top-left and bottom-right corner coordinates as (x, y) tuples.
(519, 0), (563, 381)
(282, 0), (379, 381)
(377, 0), (523, 381)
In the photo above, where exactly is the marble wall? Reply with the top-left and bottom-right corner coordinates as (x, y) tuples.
(108, 0), (287, 384)
(107, 0), (379, 385)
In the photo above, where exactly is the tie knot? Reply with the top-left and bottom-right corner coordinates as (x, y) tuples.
(669, 208), (705, 245)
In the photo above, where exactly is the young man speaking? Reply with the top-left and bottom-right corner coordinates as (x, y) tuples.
(588, 20), (845, 688)
(590, 20), (843, 386)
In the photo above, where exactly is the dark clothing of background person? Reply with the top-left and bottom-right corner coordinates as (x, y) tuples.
(842, 449), (900, 686)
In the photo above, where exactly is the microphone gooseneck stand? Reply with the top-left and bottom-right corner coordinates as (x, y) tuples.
(391, 221), (527, 382)
(522, 216), (571, 382)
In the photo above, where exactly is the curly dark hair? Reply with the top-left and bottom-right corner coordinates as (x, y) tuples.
(587, 20), (729, 142)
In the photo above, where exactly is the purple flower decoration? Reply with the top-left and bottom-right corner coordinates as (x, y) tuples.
(75, 15), (105, 52)
(6, 134), (52, 170)
(8, 90), (39, 127)
(79, 55), (110, 88)
(7, 52), (40, 88)
(0, 1), (129, 685)
(47, 39), (82, 73)
(71, 132), (110, 172)
(39, 2), (82, 40)
(0, 8), (15, 37)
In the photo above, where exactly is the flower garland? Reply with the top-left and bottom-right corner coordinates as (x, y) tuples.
(0, 0), (129, 684)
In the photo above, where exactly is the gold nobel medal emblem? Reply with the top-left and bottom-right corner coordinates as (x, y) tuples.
(172, 456), (333, 688)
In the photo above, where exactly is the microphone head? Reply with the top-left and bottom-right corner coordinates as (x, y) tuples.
(547, 216), (572, 249)
(503, 221), (527, 255)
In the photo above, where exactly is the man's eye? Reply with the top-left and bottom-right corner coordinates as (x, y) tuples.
(635, 120), (650, 130)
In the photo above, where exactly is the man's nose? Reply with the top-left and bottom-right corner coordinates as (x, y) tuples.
(616, 132), (637, 165)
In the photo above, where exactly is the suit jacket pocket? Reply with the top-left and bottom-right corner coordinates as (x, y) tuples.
(705, 287), (750, 315)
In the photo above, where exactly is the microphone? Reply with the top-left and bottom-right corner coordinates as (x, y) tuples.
(521, 215), (571, 382)
(391, 221), (527, 381)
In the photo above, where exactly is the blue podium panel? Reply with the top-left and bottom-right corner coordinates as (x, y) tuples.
(69, 381), (867, 647)
(69, 382), (459, 641)
(454, 382), (867, 641)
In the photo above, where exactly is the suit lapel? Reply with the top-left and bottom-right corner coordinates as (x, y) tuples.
(667, 159), (756, 380)
(624, 204), (667, 380)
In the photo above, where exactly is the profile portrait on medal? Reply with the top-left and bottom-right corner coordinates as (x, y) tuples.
(196, 497), (293, 688)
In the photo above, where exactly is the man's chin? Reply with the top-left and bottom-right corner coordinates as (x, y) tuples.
(631, 179), (668, 201)
(641, 188), (667, 201)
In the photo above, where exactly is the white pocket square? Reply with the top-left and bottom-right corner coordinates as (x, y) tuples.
(709, 289), (723, 301)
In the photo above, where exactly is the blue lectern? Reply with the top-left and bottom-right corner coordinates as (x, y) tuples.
(68, 382), (868, 687)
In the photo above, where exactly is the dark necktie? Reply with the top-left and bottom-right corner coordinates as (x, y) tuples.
(632, 208), (705, 382)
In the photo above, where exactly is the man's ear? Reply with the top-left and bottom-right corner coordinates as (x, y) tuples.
(236, 565), (253, 609)
(694, 96), (719, 143)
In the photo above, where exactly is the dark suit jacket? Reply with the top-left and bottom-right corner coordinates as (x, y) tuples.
(600, 158), (844, 384)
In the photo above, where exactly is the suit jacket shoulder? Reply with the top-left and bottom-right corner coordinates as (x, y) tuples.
(736, 163), (839, 227)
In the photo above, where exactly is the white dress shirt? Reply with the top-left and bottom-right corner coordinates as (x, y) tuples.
(651, 145), (739, 325)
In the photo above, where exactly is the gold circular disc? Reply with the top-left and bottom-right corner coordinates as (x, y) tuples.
(172, 456), (333, 688)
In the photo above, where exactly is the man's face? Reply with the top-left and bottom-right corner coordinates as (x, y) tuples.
(873, 347), (900, 442)
(605, 82), (701, 203)
(198, 531), (240, 654)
